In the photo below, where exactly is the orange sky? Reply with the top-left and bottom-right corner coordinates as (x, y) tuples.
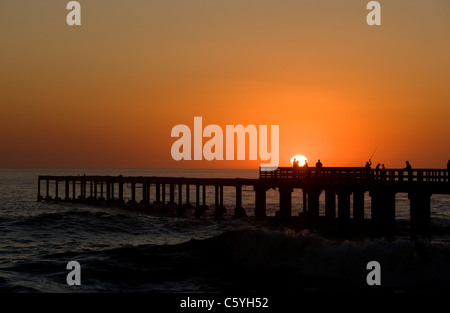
(0, 0), (449, 169)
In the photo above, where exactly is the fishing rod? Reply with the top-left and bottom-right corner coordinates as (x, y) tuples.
(368, 145), (378, 164)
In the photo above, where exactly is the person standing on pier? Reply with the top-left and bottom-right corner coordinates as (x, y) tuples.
(405, 161), (412, 182)
(405, 161), (412, 170)
(316, 159), (323, 168)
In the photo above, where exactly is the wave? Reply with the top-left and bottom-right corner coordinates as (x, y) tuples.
(5, 228), (448, 293)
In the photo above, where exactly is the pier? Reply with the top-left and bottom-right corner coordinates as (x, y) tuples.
(38, 167), (449, 239)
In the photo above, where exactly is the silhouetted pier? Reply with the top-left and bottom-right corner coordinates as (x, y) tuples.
(38, 167), (449, 239)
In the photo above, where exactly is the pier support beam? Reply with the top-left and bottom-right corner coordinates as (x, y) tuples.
(196, 184), (200, 208)
(65, 180), (70, 201)
(106, 182), (111, 202)
(110, 182), (114, 201)
(128, 182), (137, 206)
(325, 188), (336, 219)
(337, 190), (351, 236)
(118, 182), (124, 205)
(370, 188), (396, 238)
(169, 184), (175, 204)
(277, 185), (293, 218)
(185, 184), (190, 206)
(55, 180), (59, 201)
(46, 179), (50, 200)
(234, 184), (246, 217)
(178, 184), (183, 208)
(254, 185), (266, 217)
(202, 185), (206, 206)
(353, 189), (365, 221)
(37, 178), (42, 201)
(141, 183), (147, 205)
(161, 183), (166, 205)
(156, 184), (161, 204)
(306, 188), (321, 222)
(409, 190), (431, 239)
(72, 180), (76, 201)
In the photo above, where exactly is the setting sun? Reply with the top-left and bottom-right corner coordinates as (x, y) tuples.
(290, 155), (308, 167)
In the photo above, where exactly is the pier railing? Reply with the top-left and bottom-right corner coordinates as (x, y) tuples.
(259, 167), (450, 183)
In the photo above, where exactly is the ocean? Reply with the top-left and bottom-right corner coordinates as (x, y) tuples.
(1, 168), (450, 296)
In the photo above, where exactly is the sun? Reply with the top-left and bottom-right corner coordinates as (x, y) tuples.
(290, 155), (308, 166)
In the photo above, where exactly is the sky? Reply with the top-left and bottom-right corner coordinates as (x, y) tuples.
(0, 0), (449, 169)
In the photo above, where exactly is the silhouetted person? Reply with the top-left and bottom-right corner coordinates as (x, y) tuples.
(375, 163), (380, 169)
(405, 161), (412, 170)
(365, 160), (372, 169)
(293, 158), (299, 168)
(381, 164), (386, 180)
(303, 160), (308, 168)
(316, 159), (323, 168)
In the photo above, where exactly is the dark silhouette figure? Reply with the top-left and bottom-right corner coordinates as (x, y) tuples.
(381, 164), (386, 180)
(293, 158), (299, 168)
(316, 159), (323, 168)
(365, 160), (372, 169)
(375, 163), (381, 169)
(405, 161), (412, 170)
(303, 160), (308, 168)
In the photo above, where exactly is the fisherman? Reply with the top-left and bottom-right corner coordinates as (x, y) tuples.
(316, 159), (323, 168)
(405, 161), (412, 170)
(365, 160), (372, 169)
(375, 163), (381, 169)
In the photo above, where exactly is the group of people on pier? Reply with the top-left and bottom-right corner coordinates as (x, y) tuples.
(293, 158), (323, 168)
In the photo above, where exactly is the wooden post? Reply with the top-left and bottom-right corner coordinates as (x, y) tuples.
(169, 184), (175, 204)
(37, 178), (41, 201)
(337, 190), (351, 236)
(254, 185), (266, 217)
(235, 184), (242, 209)
(307, 188), (320, 221)
(325, 188), (336, 218)
(178, 183), (183, 207)
(409, 190), (431, 239)
(353, 189), (365, 221)
(118, 182), (124, 203)
(106, 182), (111, 202)
(111, 182), (115, 200)
(46, 178), (50, 200)
(202, 185), (206, 205)
(156, 184), (161, 203)
(196, 184), (200, 207)
(65, 180), (70, 201)
(186, 184), (190, 205)
(131, 182), (136, 202)
(277, 185), (292, 218)
(215, 185), (219, 209)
